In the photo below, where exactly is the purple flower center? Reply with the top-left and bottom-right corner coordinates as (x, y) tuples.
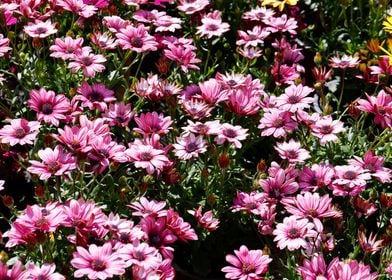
(223, 128), (237, 138)
(81, 56), (93, 66)
(206, 24), (219, 31)
(306, 208), (317, 217)
(35, 27), (48, 34)
(140, 152), (153, 161)
(185, 142), (198, 153)
(273, 118), (285, 128)
(320, 125), (333, 134)
(115, 116), (125, 123)
(134, 250), (146, 261)
(89, 91), (103, 101)
(195, 124), (208, 134)
(91, 259), (106, 271)
(41, 103), (54, 115)
(131, 37), (143, 48)
(377, 106), (386, 115)
(98, 148), (110, 158)
(37, 275), (48, 280)
(47, 161), (61, 173)
(35, 217), (49, 230)
(287, 95), (300, 104)
(149, 234), (161, 246)
(119, 232), (130, 242)
(287, 227), (301, 239)
(343, 170), (357, 180)
(70, 140), (81, 149)
(14, 128), (26, 138)
(286, 150), (298, 159)
(242, 262), (255, 273)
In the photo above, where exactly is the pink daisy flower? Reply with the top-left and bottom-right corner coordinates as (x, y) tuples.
(27, 145), (77, 180)
(134, 112), (173, 136)
(242, 6), (275, 21)
(53, 125), (91, 153)
(298, 163), (335, 191)
(57, 0), (97, 18)
(275, 139), (311, 164)
(90, 32), (117, 50)
(188, 206), (220, 231)
(0, 34), (11, 57)
(273, 215), (317, 251)
(102, 16), (130, 33)
(49, 36), (84, 60)
(357, 90), (392, 129)
(297, 254), (339, 280)
(25, 263), (65, 280)
(329, 260), (378, 280)
(214, 123), (248, 148)
(177, 0), (209, 14)
(238, 46), (263, 60)
(258, 109), (297, 138)
(348, 150), (391, 183)
(182, 120), (221, 136)
(331, 165), (371, 196)
(259, 168), (299, 199)
(198, 78), (227, 104)
(24, 20), (58, 38)
(75, 81), (115, 111)
(0, 118), (40, 146)
(103, 102), (135, 127)
(27, 88), (70, 127)
(329, 54), (360, 69)
(221, 245), (272, 280)
(118, 241), (161, 269)
(163, 43), (201, 73)
(68, 47), (106, 77)
(196, 10), (230, 39)
(128, 197), (167, 218)
(236, 26), (270, 48)
(263, 14), (298, 35)
(165, 208), (198, 242)
(181, 98), (213, 119)
(310, 116), (345, 145)
(71, 242), (127, 279)
(358, 231), (383, 253)
(116, 24), (158, 53)
(231, 191), (268, 215)
(173, 133), (207, 160)
(0, 260), (24, 280)
(275, 84), (314, 112)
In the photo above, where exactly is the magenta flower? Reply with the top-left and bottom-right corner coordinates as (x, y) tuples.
(75, 81), (116, 111)
(331, 165), (371, 196)
(0, 118), (40, 146)
(68, 47), (106, 77)
(196, 10), (230, 39)
(103, 102), (135, 127)
(134, 112), (173, 136)
(24, 20), (58, 38)
(275, 139), (311, 164)
(27, 145), (77, 180)
(214, 123), (248, 148)
(357, 90), (392, 129)
(275, 84), (314, 112)
(273, 215), (317, 251)
(116, 24), (158, 53)
(71, 242), (127, 279)
(329, 54), (360, 69)
(128, 197), (167, 218)
(57, 0), (97, 18)
(165, 208), (198, 242)
(358, 231), (383, 253)
(27, 88), (70, 127)
(298, 164), (335, 191)
(258, 109), (297, 138)
(163, 43), (201, 73)
(0, 34), (11, 57)
(259, 168), (299, 199)
(188, 206), (220, 231)
(310, 116), (345, 145)
(53, 125), (91, 153)
(25, 263), (65, 280)
(118, 241), (161, 269)
(198, 78), (227, 104)
(221, 245), (272, 280)
(50, 36), (84, 60)
(297, 254), (338, 280)
(329, 260), (378, 280)
(231, 191), (268, 215)
(0, 260), (24, 280)
(173, 133), (207, 160)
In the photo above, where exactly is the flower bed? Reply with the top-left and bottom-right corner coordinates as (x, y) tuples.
(0, 0), (391, 279)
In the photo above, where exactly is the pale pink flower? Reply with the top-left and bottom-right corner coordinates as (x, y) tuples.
(298, 164), (335, 191)
(329, 54), (360, 69)
(128, 197), (167, 218)
(238, 46), (263, 59)
(181, 98), (213, 119)
(329, 260), (378, 280)
(226, 86), (263, 115)
(177, 0), (209, 14)
(133, 112), (172, 136)
(53, 125), (90, 153)
(165, 208), (198, 242)
(90, 32), (117, 50)
(258, 109), (297, 138)
(257, 205), (277, 235)
(273, 216), (317, 251)
(50, 36), (84, 60)
(196, 10), (230, 39)
(275, 84), (314, 112)
(331, 165), (371, 196)
(0, 34), (11, 57)
(103, 102), (135, 127)
(358, 231), (383, 253)
(116, 24), (158, 53)
(0, 118), (40, 146)
(125, 141), (171, 175)
(0, 180), (4, 191)
(102, 16), (130, 33)
(27, 145), (77, 180)
(259, 168), (299, 199)
(68, 47), (106, 77)
(57, 0), (97, 18)
(182, 120), (221, 136)
(27, 88), (70, 126)
(231, 191), (268, 215)
(24, 20), (58, 38)
(71, 242), (127, 279)
(199, 78), (227, 104)
(297, 254), (338, 280)
(214, 123), (248, 148)
(263, 14), (298, 34)
(173, 133), (207, 160)
(163, 43), (201, 73)
(275, 139), (310, 164)
(215, 72), (248, 90)
(357, 90), (392, 128)
(242, 6), (275, 21)
(0, 260), (24, 279)
(348, 150), (391, 183)
(75, 81), (115, 111)
(188, 206), (220, 231)
(310, 116), (345, 145)
(25, 263), (65, 280)
(236, 26), (270, 48)
(118, 241), (161, 269)
(281, 192), (341, 232)
(386, 263), (392, 276)
(221, 245), (272, 280)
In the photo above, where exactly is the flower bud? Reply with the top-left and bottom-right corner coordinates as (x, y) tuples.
(314, 52), (322, 65)
(35, 185), (45, 198)
(0, 251), (8, 263)
(2, 195), (14, 208)
(257, 159), (267, 173)
(218, 153), (230, 169)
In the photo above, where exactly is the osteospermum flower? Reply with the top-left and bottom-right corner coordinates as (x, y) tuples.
(188, 206), (220, 231)
(329, 54), (360, 69)
(116, 24), (158, 53)
(177, 0), (209, 14)
(134, 112), (173, 136)
(103, 102), (135, 127)
(357, 90), (392, 129)
(310, 116), (345, 145)
(27, 88), (70, 126)
(221, 245), (272, 280)
(27, 145), (77, 180)
(258, 109), (297, 138)
(75, 81), (115, 111)
(331, 165), (371, 196)
(0, 34), (11, 57)
(196, 10), (230, 39)
(263, 14), (298, 35)
(68, 47), (106, 77)
(275, 139), (310, 164)
(71, 242), (127, 279)
(0, 260), (24, 280)
(0, 118), (41, 146)
(128, 197), (167, 218)
(275, 84), (314, 112)
(25, 263), (65, 280)
(358, 231), (383, 253)
(24, 20), (58, 38)
(163, 43), (201, 73)
(173, 133), (207, 160)
(214, 123), (248, 148)
(273, 216), (317, 251)
(50, 37), (84, 60)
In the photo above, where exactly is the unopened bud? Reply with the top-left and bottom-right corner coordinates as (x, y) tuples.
(218, 153), (230, 169)
(2, 195), (14, 207)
